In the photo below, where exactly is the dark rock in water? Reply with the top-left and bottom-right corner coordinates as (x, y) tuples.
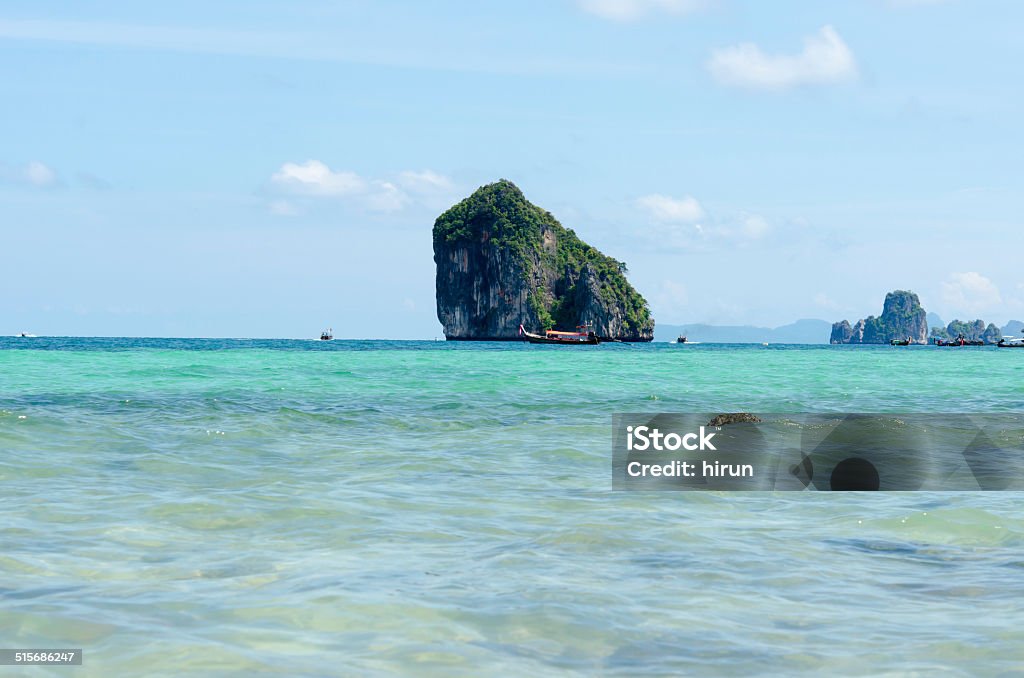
(433, 179), (654, 341)
(830, 290), (928, 344)
(707, 413), (763, 427)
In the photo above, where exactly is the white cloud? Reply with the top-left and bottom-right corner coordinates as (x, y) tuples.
(364, 181), (406, 212)
(707, 25), (857, 90)
(271, 160), (366, 196)
(268, 161), (453, 213)
(24, 161), (57, 186)
(634, 197), (772, 251)
(636, 193), (704, 222)
(1, 160), (58, 188)
(397, 170), (454, 194)
(741, 214), (770, 238)
(576, 0), (705, 21)
(941, 272), (1003, 314)
(708, 213), (771, 242)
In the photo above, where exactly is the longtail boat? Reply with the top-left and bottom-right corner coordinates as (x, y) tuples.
(934, 337), (985, 346)
(519, 323), (600, 345)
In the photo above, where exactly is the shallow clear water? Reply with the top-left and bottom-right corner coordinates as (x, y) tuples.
(1, 339), (1023, 676)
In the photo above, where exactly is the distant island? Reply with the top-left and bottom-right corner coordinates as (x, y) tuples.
(433, 180), (654, 341)
(831, 291), (1017, 344)
(830, 290), (929, 344)
(922, 311), (1019, 340)
(929, 319), (1002, 344)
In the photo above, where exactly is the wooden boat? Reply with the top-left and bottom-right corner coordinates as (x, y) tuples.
(998, 337), (1024, 348)
(890, 339), (911, 346)
(934, 337), (985, 347)
(319, 328), (334, 341)
(519, 323), (599, 345)
(677, 335), (687, 344)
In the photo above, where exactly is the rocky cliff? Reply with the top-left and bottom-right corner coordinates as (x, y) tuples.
(433, 180), (654, 341)
(830, 290), (928, 344)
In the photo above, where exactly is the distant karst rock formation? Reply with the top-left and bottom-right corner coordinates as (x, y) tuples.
(830, 290), (928, 344)
(930, 319), (1002, 344)
(433, 180), (654, 341)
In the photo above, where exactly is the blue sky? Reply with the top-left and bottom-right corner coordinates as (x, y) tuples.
(2, 0), (1022, 338)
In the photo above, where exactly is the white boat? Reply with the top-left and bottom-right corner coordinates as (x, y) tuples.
(16, 332), (37, 338)
(997, 336), (1024, 348)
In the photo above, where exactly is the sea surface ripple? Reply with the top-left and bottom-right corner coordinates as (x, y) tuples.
(1, 338), (1023, 676)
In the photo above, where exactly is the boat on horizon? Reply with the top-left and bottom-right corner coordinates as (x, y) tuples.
(319, 328), (334, 341)
(16, 332), (37, 338)
(519, 323), (599, 345)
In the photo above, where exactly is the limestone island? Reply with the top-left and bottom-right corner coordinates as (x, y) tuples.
(433, 180), (654, 342)
(930, 319), (1002, 345)
(830, 290), (928, 344)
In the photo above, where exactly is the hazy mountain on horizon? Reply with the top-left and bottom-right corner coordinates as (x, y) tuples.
(1003, 320), (1024, 336)
(654, 319), (832, 344)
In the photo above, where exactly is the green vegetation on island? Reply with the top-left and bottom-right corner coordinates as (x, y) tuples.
(433, 180), (653, 340)
(830, 290), (929, 344)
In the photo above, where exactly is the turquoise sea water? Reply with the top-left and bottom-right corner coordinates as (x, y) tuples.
(2, 338), (1023, 676)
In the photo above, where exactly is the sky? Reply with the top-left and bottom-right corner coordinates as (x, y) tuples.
(2, 0), (1022, 338)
